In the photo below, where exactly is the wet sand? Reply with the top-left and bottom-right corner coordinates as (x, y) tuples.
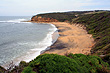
(43, 22), (94, 55)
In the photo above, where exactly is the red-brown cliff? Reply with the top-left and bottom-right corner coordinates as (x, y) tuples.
(31, 16), (58, 22)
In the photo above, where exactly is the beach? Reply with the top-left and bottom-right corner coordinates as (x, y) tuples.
(43, 22), (94, 55)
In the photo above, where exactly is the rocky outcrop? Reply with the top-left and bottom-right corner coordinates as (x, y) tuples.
(31, 16), (58, 22)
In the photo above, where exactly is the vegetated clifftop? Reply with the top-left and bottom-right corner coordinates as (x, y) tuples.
(72, 11), (110, 64)
(31, 16), (59, 22)
(31, 10), (108, 22)
(31, 12), (76, 22)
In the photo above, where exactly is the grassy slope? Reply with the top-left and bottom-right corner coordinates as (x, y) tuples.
(33, 13), (76, 22)
(32, 11), (97, 22)
(32, 10), (108, 22)
(72, 11), (110, 64)
(22, 54), (109, 73)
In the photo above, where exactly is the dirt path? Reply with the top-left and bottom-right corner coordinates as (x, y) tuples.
(44, 22), (94, 55)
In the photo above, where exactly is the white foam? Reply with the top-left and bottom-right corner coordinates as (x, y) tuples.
(30, 49), (42, 51)
(16, 24), (56, 63)
(0, 19), (31, 24)
(7, 19), (26, 22)
(2, 23), (58, 69)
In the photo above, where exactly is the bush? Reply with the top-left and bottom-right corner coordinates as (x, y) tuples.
(22, 67), (36, 73)
(22, 54), (109, 73)
(67, 54), (109, 73)
(33, 13), (76, 22)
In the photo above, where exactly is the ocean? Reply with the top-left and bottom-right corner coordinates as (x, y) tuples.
(0, 16), (58, 69)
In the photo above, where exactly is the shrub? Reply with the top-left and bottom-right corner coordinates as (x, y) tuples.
(22, 54), (109, 73)
(22, 67), (36, 73)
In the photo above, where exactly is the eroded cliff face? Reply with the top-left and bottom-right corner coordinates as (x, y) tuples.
(31, 16), (58, 22)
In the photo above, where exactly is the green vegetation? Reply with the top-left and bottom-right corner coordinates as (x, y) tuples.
(32, 11), (92, 22)
(33, 10), (110, 65)
(32, 10), (108, 22)
(8, 61), (29, 73)
(22, 54), (109, 73)
(72, 11), (110, 64)
(0, 53), (109, 73)
(33, 12), (76, 22)
(1, 10), (110, 73)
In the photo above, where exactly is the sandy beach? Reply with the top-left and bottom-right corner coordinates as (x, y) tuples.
(43, 22), (94, 55)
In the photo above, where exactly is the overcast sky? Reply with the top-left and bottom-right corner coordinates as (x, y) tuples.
(0, 0), (110, 16)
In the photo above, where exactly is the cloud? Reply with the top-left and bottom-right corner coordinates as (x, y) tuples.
(0, 0), (110, 16)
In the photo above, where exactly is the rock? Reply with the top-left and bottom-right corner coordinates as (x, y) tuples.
(31, 16), (59, 22)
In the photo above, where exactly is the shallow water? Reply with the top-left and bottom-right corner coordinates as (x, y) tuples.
(0, 16), (58, 68)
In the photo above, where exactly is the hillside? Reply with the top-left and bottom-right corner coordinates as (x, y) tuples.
(31, 10), (108, 22)
(31, 13), (76, 22)
(0, 54), (109, 73)
(0, 10), (110, 73)
(72, 11), (110, 64)
(1, 54), (109, 73)
(22, 54), (109, 73)
(0, 54), (108, 73)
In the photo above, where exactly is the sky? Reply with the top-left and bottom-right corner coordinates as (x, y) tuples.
(0, 0), (110, 16)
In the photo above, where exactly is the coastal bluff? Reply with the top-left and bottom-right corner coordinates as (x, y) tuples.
(0, 10), (110, 73)
(31, 16), (58, 22)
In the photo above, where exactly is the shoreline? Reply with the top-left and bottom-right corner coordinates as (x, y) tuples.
(40, 25), (59, 54)
(1, 22), (59, 69)
(1, 21), (95, 70)
(22, 21), (94, 58)
(41, 22), (94, 55)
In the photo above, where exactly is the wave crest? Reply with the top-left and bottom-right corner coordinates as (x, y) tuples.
(0, 19), (30, 23)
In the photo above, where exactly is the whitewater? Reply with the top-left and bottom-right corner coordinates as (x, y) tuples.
(0, 16), (58, 69)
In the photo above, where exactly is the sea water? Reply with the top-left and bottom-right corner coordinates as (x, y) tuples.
(0, 16), (58, 69)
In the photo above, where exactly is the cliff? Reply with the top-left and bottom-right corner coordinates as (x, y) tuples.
(31, 12), (76, 22)
(31, 16), (58, 22)
(31, 10), (108, 22)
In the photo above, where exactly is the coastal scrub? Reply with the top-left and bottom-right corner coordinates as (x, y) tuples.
(22, 54), (109, 73)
